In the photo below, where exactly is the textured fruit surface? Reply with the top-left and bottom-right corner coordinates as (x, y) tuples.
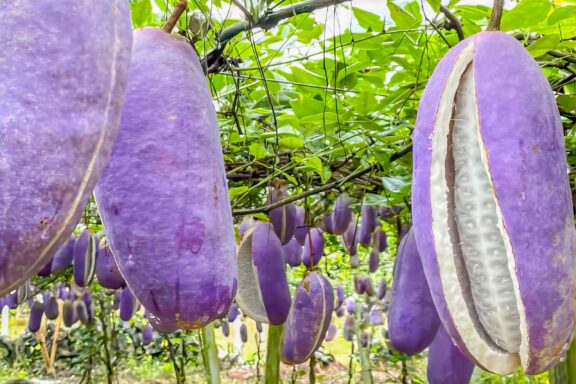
(283, 237), (303, 267)
(268, 183), (296, 245)
(281, 271), (334, 365)
(28, 301), (44, 333)
(51, 238), (75, 275)
(43, 294), (59, 320)
(236, 223), (291, 324)
(301, 228), (324, 268)
(412, 31), (574, 374)
(427, 326), (475, 384)
(331, 195), (352, 235)
(95, 28), (236, 330)
(63, 301), (75, 327)
(73, 231), (97, 287)
(0, 1), (132, 295)
(119, 287), (136, 322)
(388, 228), (439, 355)
(142, 323), (153, 345)
(96, 240), (125, 290)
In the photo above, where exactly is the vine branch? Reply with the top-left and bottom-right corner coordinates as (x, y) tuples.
(231, 144), (412, 216)
(487, 0), (504, 31)
(439, 5), (464, 41)
(203, 0), (349, 72)
(163, 0), (189, 34)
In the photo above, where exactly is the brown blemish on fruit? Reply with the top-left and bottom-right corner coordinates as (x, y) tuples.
(533, 145), (539, 153)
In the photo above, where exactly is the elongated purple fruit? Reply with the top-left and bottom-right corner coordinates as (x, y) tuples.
(119, 287), (136, 322)
(256, 321), (263, 333)
(96, 240), (125, 290)
(281, 272), (334, 365)
(0, 1), (132, 295)
(228, 304), (239, 323)
(236, 222), (291, 324)
(240, 323), (248, 343)
(388, 228), (439, 356)
(358, 205), (377, 246)
(73, 230), (97, 287)
(37, 259), (53, 278)
(335, 306), (345, 317)
(28, 301), (44, 333)
(95, 28), (237, 330)
(325, 324), (337, 342)
(63, 300), (75, 327)
(6, 292), (17, 309)
(376, 279), (387, 300)
(322, 214), (335, 234)
(345, 298), (356, 315)
(142, 323), (154, 346)
(283, 237), (303, 267)
(369, 251), (379, 273)
(51, 238), (75, 275)
(74, 300), (89, 324)
(293, 207), (308, 245)
(331, 194), (352, 235)
(43, 294), (59, 320)
(368, 308), (383, 326)
(343, 315), (355, 341)
(412, 31), (574, 374)
(268, 185), (297, 245)
(336, 285), (345, 307)
(372, 227), (387, 253)
(302, 228), (324, 268)
(427, 326), (475, 384)
(221, 320), (230, 337)
(342, 220), (359, 256)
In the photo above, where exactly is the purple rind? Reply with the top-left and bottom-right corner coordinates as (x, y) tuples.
(119, 287), (136, 322)
(28, 301), (44, 333)
(331, 194), (352, 235)
(301, 228), (324, 268)
(95, 28), (237, 330)
(427, 326), (475, 384)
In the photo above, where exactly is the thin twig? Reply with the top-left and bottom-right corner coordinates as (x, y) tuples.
(439, 5), (464, 41)
(162, 0), (188, 34)
(487, 0), (504, 31)
(231, 144), (412, 215)
(231, 0), (253, 20)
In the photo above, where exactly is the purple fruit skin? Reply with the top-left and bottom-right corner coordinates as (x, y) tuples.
(95, 28), (237, 330)
(336, 285), (345, 307)
(369, 251), (380, 273)
(37, 258), (53, 277)
(147, 312), (178, 334)
(228, 304), (239, 323)
(269, 204), (297, 245)
(119, 288), (136, 322)
(358, 205), (377, 246)
(240, 323), (248, 343)
(369, 308), (383, 326)
(96, 242), (125, 290)
(281, 272), (334, 365)
(44, 295), (60, 320)
(293, 207), (308, 245)
(374, 227), (387, 253)
(301, 228), (324, 268)
(322, 214), (335, 234)
(335, 305), (345, 317)
(342, 221), (359, 256)
(238, 217), (255, 239)
(74, 300), (89, 324)
(331, 194), (352, 235)
(388, 228), (439, 356)
(345, 298), (356, 315)
(427, 326), (474, 384)
(325, 324), (337, 342)
(221, 320), (230, 337)
(142, 323), (154, 345)
(28, 301), (44, 333)
(63, 301), (75, 327)
(376, 279), (387, 300)
(250, 222), (292, 324)
(354, 276), (366, 295)
(51, 238), (75, 275)
(73, 230), (97, 287)
(412, 32), (574, 374)
(6, 293), (17, 310)
(0, 1), (132, 295)
(283, 237), (303, 267)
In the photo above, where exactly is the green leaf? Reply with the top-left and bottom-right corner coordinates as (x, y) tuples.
(130, 0), (152, 27)
(547, 6), (576, 24)
(278, 136), (305, 150)
(302, 157), (323, 175)
(229, 186), (250, 200)
(427, 0), (441, 12)
(249, 143), (267, 160)
(382, 175), (409, 193)
(527, 34), (560, 57)
(352, 7), (384, 32)
(501, 0), (552, 31)
(387, 0), (418, 29)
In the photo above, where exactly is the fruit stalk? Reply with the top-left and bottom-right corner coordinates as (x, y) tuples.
(264, 324), (284, 384)
(202, 323), (221, 384)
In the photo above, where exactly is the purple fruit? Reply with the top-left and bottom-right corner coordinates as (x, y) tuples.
(293, 206), (308, 245)
(372, 227), (387, 253)
(63, 300), (76, 327)
(358, 205), (377, 246)
(336, 285), (345, 307)
(331, 194), (352, 235)
(6, 292), (17, 309)
(95, 27), (237, 330)
(269, 204), (297, 246)
(37, 258), (53, 277)
(412, 31), (574, 374)
(376, 279), (387, 300)
(73, 230), (98, 287)
(119, 287), (136, 322)
(43, 294), (59, 320)
(349, 255), (360, 269)
(240, 323), (248, 343)
(343, 315), (355, 341)
(0, 0), (133, 295)
(345, 298), (356, 315)
(354, 276), (374, 296)
(342, 220), (359, 256)
(283, 237), (303, 267)
(256, 321), (263, 333)
(142, 323), (154, 346)
(322, 214), (335, 234)
(147, 312), (178, 334)
(51, 238), (75, 275)
(74, 300), (89, 324)
(236, 222), (291, 325)
(301, 228), (324, 268)
(388, 228), (439, 356)
(368, 308), (383, 326)
(28, 301), (44, 333)
(335, 305), (345, 317)
(96, 240), (125, 290)
(369, 251), (379, 273)
(221, 320), (230, 337)
(427, 326), (475, 384)
(281, 272), (334, 365)
(325, 324), (337, 342)
(228, 304), (239, 323)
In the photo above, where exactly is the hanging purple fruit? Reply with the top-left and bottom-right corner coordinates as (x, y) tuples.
(325, 324), (337, 342)
(427, 326), (475, 384)
(62, 301), (76, 327)
(95, 27), (237, 330)
(51, 237), (75, 275)
(74, 300), (90, 324)
(73, 230), (98, 287)
(236, 222), (291, 325)
(142, 323), (154, 346)
(293, 206), (308, 246)
(37, 258), (53, 278)
(301, 228), (324, 268)
(146, 312), (178, 334)
(228, 304), (240, 323)
(268, 181), (297, 245)
(221, 320), (230, 337)
(283, 237), (303, 267)
(372, 226), (387, 253)
(119, 287), (136, 322)
(95, 239), (125, 290)
(43, 293), (59, 320)
(281, 272), (334, 365)
(330, 194), (352, 235)
(342, 220), (359, 256)
(28, 301), (44, 333)
(358, 205), (377, 246)
(240, 323), (248, 343)
(0, 0), (132, 295)
(335, 285), (345, 308)
(388, 228), (439, 355)
(412, 31), (574, 374)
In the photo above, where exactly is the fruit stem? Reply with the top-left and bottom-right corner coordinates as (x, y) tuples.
(162, 0), (189, 34)
(487, 0), (504, 31)
(264, 324), (284, 384)
(202, 323), (221, 384)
